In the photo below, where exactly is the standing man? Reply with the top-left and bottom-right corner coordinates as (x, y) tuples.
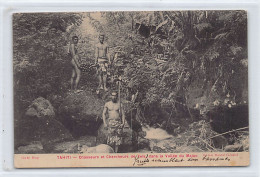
(102, 91), (126, 153)
(95, 34), (110, 92)
(69, 36), (82, 92)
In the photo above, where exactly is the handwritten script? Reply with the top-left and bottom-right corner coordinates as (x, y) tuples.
(132, 154), (231, 166)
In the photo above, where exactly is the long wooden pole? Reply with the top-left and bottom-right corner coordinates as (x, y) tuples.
(118, 76), (122, 120)
(209, 126), (249, 139)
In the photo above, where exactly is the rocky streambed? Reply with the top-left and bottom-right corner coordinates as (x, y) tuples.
(14, 91), (249, 154)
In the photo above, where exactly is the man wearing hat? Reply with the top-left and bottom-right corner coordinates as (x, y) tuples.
(95, 34), (110, 92)
(102, 91), (125, 153)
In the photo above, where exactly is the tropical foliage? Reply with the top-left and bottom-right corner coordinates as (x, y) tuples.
(13, 11), (247, 127)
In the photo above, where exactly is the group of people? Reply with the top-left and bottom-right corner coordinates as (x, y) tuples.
(69, 34), (125, 153)
(69, 34), (110, 93)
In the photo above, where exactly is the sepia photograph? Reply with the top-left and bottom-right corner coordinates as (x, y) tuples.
(13, 10), (249, 167)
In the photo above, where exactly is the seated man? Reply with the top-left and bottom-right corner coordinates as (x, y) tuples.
(102, 91), (125, 153)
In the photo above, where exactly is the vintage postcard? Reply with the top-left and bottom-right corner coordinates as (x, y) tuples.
(13, 10), (249, 168)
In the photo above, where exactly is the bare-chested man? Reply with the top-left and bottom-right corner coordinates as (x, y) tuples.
(69, 36), (82, 91)
(95, 34), (110, 92)
(102, 91), (125, 153)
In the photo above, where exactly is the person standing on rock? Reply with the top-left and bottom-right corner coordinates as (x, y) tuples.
(95, 34), (111, 93)
(102, 91), (125, 153)
(69, 35), (82, 92)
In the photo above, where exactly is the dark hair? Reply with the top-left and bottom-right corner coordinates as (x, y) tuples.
(72, 36), (78, 40)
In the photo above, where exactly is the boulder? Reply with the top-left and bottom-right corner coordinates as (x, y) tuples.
(15, 115), (74, 150)
(142, 126), (173, 140)
(211, 136), (228, 149)
(135, 148), (151, 153)
(239, 134), (249, 151)
(15, 141), (45, 154)
(137, 137), (150, 150)
(48, 135), (97, 153)
(208, 104), (249, 133)
(15, 98), (73, 150)
(80, 144), (114, 153)
(25, 97), (55, 118)
(175, 145), (204, 153)
(224, 144), (244, 152)
(58, 90), (105, 137)
(96, 124), (109, 145)
(149, 138), (178, 153)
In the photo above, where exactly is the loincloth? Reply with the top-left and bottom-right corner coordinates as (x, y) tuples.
(97, 58), (108, 75)
(107, 119), (123, 146)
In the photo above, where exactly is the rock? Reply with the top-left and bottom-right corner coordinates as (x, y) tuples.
(138, 130), (147, 138)
(16, 141), (45, 154)
(49, 135), (97, 153)
(96, 124), (109, 145)
(135, 148), (151, 153)
(96, 123), (137, 153)
(149, 138), (178, 153)
(240, 134), (249, 151)
(208, 105), (248, 133)
(137, 137), (150, 150)
(140, 125), (181, 153)
(80, 144), (114, 153)
(48, 94), (64, 110)
(140, 120), (228, 153)
(15, 98), (73, 150)
(224, 144), (244, 152)
(14, 115), (73, 150)
(58, 91), (105, 137)
(211, 136), (228, 149)
(142, 126), (173, 140)
(175, 145), (203, 153)
(147, 136), (207, 153)
(120, 125), (138, 152)
(25, 97), (55, 118)
(149, 136), (205, 153)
